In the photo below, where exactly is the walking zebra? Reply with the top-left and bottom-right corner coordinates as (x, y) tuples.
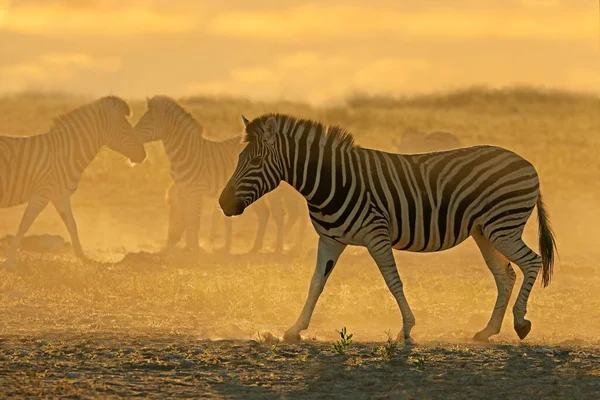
(219, 114), (557, 343)
(0, 96), (146, 268)
(133, 96), (303, 254)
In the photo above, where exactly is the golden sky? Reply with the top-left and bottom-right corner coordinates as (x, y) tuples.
(1, 0), (599, 103)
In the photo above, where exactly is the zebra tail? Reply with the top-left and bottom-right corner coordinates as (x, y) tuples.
(536, 193), (557, 287)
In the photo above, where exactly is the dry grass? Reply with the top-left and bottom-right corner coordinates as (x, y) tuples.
(0, 87), (599, 398)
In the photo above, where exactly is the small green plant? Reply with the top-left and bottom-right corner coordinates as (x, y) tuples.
(377, 330), (398, 360)
(410, 356), (426, 371)
(332, 327), (353, 354)
(253, 331), (280, 353)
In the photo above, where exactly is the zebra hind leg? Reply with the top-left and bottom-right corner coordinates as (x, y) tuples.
(491, 237), (542, 340)
(2, 195), (49, 268)
(52, 196), (88, 261)
(471, 228), (516, 342)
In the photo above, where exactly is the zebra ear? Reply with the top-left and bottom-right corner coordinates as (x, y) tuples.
(263, 116), (277, 145)
(241, 115), (250, 128)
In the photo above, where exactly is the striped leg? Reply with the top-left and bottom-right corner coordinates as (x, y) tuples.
(208, 208), (220, 249)
(283, 236), (346, 342)
(52, 195), (86, 260)
(367, 234), (416, 344)
(471, 229), (516, 342)
(166, 185), (185, 250)
(270, 196), (285, 254)
(223, 217), (233, 254)
(248, 200), (270, 253)
(492, 238), (542, 340)
(2, 195), (49, 268)
(184, 195), (203, 254)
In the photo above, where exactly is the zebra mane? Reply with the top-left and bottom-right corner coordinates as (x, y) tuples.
(147, 95), (204, 136)
(243, 113), (358, 149)
(50, 96), (131, 132)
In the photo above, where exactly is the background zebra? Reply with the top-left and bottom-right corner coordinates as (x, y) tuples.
(0, 96), (146, 268)
(133, 96), (306, 254)
(391, 128), (462, 153)
(219, 113), (557, 343)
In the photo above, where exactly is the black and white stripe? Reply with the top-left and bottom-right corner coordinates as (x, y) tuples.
(0, 96), (146, 267)
(134, 96), (303, 254)
(219, 113), (557, 343)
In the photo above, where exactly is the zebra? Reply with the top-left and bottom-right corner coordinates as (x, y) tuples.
(391, 128), (462, 153)
(219, 113), (557, 344)
(0, 96), (146, 268)
(133, 96), (305, 254)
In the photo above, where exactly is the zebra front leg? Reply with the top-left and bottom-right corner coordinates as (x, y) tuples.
(270, 195), (285, 254)
(166, 184), (185, 251)
(367, 233), (416, 344)
(223, 217), (233, 254)
(493, 238), (542, 340)
(184, 195), (203, 255)
(471, 228), (516, 342)
(208, 208), (220, 250)
(248, 199), (270, 253)
(3, 195), (49, 268)
(52, 195), (87, 260)
(283, 236), (346, 342)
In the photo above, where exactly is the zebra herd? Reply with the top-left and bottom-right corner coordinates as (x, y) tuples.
(1, 95), (557, 343)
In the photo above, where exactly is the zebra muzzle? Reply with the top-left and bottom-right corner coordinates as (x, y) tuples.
(219, 186), (245, 216)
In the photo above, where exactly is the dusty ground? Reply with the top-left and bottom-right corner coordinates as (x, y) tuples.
(1, 335), (599, 399)
(1, 89), (599, 398)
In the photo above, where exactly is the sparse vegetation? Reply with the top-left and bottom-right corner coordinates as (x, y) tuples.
(409, 356), (426, 371)
(0, 88), (599, 398)
(332, 327), (354, 354)
(376, 330), (398, 360)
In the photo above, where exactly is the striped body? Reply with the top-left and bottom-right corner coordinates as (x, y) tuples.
(1, 131), (98, 207)
(304, 145), (537, 252)
(134, 96), (305, 254)
(1, 96), (146, 267)
(220, 114), (556, 343)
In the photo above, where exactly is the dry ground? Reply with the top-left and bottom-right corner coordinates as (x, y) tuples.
(0, 88), (599, 398)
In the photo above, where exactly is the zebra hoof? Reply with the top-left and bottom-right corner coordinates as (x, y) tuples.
(515, 320), (532, 340)
(283, 330), (302, 343)
(396, 334), (415, 346)
(473, 331), (490, 343)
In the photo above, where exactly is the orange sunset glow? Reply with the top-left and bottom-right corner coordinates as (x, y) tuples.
(1, 0), (599, 103)
(1, 1), (600, 398)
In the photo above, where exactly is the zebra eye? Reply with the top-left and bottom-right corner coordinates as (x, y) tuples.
(249, 156), (262, 167)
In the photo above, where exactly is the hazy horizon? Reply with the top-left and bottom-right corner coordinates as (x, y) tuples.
(1, 0), (600, 104)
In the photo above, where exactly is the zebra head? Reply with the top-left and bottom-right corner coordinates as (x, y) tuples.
(98, 96), (147, 164)
(133, 96), (178, 143)
(219, 114), (283, 216)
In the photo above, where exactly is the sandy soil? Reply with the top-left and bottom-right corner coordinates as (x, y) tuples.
(1, 91), (599, 398)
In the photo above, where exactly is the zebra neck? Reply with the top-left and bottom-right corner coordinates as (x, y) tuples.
(282, 137), (358, 214)
(162, 125), (204, 181)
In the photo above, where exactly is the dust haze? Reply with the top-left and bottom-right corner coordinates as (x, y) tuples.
(1, 0), (600, 398)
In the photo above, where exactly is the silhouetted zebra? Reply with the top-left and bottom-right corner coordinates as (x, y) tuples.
(392, 128), (461, 153)
(0, 96), (146, 268)
(133, 96), (304, 254)
(219, 113), (556, 343)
